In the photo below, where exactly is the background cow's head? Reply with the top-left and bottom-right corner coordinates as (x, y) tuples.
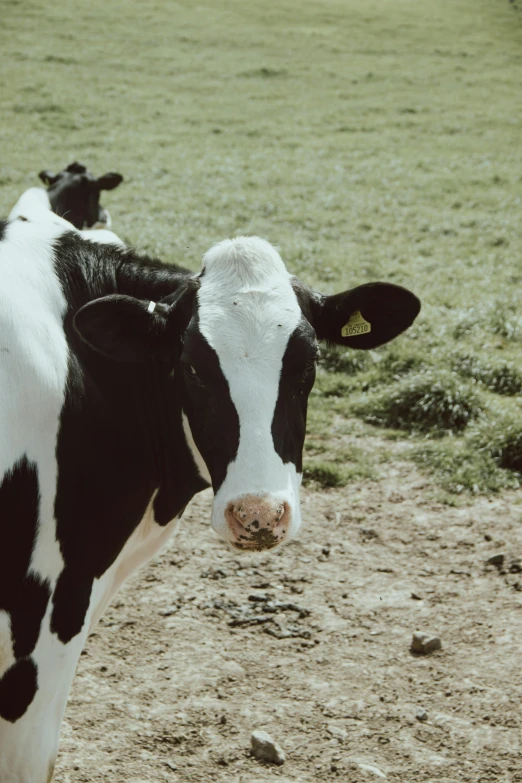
(39, 161), (123, 230)
(74, 237), (420, 552)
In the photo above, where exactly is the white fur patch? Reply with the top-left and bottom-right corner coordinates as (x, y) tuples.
(88, 491), (181, 630)
(9, 188), (125, 246)
(0, 612), (15, 680)
(79, 228), (125, 248)
(8, 188), (72, 233)
(0, 216), (71, 781)
(182, 413), (212, 485)
(8, 188), (51, 221)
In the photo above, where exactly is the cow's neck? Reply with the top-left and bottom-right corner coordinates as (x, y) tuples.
(49, 238), (208, 645)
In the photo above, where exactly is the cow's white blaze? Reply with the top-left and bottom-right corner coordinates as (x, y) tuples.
(197, 237), (303, 544)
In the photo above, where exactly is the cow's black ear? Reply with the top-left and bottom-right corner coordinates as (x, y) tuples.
(39, 170), (59, 186)
(308, 282), (421, 349)
(96, 172), (123, 191)
(73, 295), (171, 362)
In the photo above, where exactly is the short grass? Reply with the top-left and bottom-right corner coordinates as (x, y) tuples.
(1, 0), (521, 494)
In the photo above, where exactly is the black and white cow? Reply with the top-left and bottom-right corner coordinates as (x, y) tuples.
(0, 210), (420, 782)
(9, 161), (123, 231)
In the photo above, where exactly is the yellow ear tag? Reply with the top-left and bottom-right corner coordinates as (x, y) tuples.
(341, 310), (371, 337)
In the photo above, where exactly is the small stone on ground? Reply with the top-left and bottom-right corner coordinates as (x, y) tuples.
(326, 724), (348, 740)
(251, 729), (286, 766)
(358, 762), (387, 778)
(411, 631), (442, 654)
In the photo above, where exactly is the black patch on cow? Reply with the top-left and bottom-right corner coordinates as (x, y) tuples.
(272, 320), (318, 471)
(9, 574), (51, 660)
(49, 237), (208, 643)
(50, 568), (93, 642)
(0, 658), (38, 723)
(53, 231), (192, 308)
(0, 218), (7, 241)
(0, 457), (51, 662)
(179, 320), (240, 493)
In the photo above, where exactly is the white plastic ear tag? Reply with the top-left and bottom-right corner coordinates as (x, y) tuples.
(341, 310), (371, 337)
(147, 301), (157, 314)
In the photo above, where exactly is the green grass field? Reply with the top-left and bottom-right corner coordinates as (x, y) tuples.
(1, 0), (521, 497)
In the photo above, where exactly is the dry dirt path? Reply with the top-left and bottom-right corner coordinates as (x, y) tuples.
(54, 466), (522, 783)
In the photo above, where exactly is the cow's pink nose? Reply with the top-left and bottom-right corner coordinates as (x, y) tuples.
(226, 496), (290, 550)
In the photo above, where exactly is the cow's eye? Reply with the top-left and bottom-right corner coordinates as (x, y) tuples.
(302, 361), (316, 381)
(183, 362), (199, 379)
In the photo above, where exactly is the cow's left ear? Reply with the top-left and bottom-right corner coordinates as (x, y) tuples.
(307, 282), (421, 349)
(96, 172), (123, 191)
(73, 295), (171, 362)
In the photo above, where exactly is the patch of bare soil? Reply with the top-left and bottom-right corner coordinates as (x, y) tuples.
(54, 463), (522, 783)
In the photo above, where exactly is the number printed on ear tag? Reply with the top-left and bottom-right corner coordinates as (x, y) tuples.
(341, 310), (371, 337)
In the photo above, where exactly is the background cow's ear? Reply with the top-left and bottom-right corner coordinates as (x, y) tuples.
(73, 295), (171, 362)
(96, 172), (123, 191)
(38, 170), (59, 186)
(309, 282), (421, 349)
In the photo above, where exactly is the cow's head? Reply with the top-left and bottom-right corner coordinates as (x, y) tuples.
(39, 162), (123, 230)
(74, 237), (420, 552)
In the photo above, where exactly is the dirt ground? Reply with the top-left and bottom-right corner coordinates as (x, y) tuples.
(53, 458), (522, 783)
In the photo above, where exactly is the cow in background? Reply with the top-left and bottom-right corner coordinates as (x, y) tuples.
(9, 162), (125, 246)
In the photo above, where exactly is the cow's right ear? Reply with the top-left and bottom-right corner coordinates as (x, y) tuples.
(38, 170), (60, 186)
(96, 172), (124, 191)
(73, 295), (172, 362)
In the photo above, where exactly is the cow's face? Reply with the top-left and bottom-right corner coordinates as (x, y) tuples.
(39, 162), (123, 230)
(179, 239), (317, 550)
(74, 237), (420, 553)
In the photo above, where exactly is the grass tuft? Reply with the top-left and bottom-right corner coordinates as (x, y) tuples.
(413, 439), (520, 494)
(451, 350), (522, 396)
(471, 414), (522, 473)
(453, 300), (522, 343)
(355, 370), (484, 434)
(489, 300), (522, 341)
(303, 448), (376, 488)
(378, 343), (427, 378)
(320, 345), (371, 375)
(303, 460), (346, 488)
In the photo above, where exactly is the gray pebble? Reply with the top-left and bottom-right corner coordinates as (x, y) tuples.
(509, 558), (522, 574)
(326, 724), (348, 740)
(411, 631), (442, 654)
(486, 553), (505, 568)
(416, 708), (428, 722)
(251, 729), (285, 765)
